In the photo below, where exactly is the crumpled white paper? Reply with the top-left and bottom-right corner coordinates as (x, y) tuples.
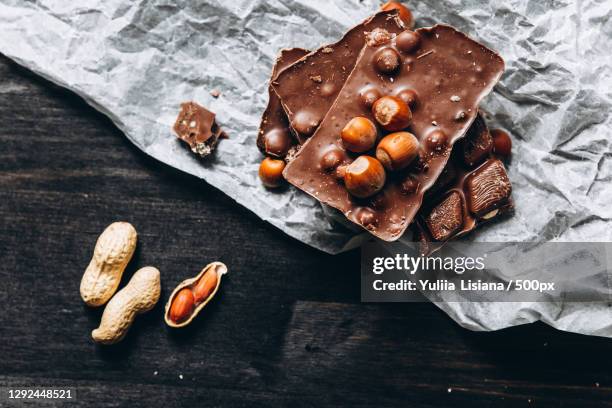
(1, 0), (611, 336)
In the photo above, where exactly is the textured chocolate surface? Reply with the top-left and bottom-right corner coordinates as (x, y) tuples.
(414, 114), (513, 255)
(466, 159), (512, 216)
(272, 10), (405, 142)
(283, 25), (505, 241)
(425, 191), (464, 241)
(257, 48), (309, 158)
(173, 102), (223, 157)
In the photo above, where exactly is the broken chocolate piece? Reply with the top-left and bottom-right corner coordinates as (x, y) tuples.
(414, 114), (513, 255)
(425, 191), (464, 241)
(257, 48), (309, 158)
(466, 159), (512, 217)
(273, 10), (405, 141)
(283, 25), (505, 241)
(462, 114), (493, 167)
(173, 102), (224, 157)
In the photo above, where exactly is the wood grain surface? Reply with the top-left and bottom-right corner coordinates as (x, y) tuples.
(0, 54), (611, 407)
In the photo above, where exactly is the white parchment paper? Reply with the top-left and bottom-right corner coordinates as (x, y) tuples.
(1, 0), (611, 336)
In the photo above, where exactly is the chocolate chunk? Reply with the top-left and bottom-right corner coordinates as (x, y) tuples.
(466, 159), (512, 217)
(462, 114), (493, 167)
(413, 114), (514, 255)
(425, 191), (464, 241)
(273, 10), (406, 140)
(257, 48), (309, 158)
(283, 25), (505, 241)
(173, 102), (224, 157)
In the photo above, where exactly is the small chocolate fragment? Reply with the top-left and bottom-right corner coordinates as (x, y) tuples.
(466, 159), (512, 217)
(462, 114), (493, 166)
(283, 25), (505, 240)
(273, 10), (405, 140)
(257, 48), (310, 158)
(425, 191), (464, 241)
(414, 114), (513, 255)
(173, 102), (224, 157)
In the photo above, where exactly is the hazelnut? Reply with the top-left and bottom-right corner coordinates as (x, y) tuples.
(491, 129), (512, 158)
(344, 156), (386, 198)
(395, 88), (418, 108)
(374, 47), (401, 74)
(381, 1), (414, 29)
(376, 132), (419, 171)
(262, 128), (291, 158)
(291, 110), (320, 137)
(259, 157), (286, 188)
(359, 87), (382, 108)
(321, 149), (344, 172)
(395, 30), (420, 53)
(372, 96), (412, 132)
(425, 129), (448, 152)
(357, 208), (378, 229)
(400, 176), (419, 194)
(341, 117), (378, 153)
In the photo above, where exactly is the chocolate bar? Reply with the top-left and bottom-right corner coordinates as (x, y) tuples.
(414, 114), (513, 255)
(283, 25), (505, 241)
(173, 102), (224, 157)
(272, 10), (405, 142)
(257, 48), (310, 159)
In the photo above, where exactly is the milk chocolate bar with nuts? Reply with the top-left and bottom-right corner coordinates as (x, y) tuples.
(413, 114), (513, 255)
(283, 25), (505, 241)
(272, 9), (405, 143)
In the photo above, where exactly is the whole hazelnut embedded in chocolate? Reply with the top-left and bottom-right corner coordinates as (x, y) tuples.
(291, 110), (321, 137)
(395, 30), (420, 53)
(400, 176), (419, 194)
(395, 88), (418, 108)
(491, 129), (512, 158)
(376, 131), (419, 171)
(380, 1), (414, 29)
(374, 47), (401, 74)
(372, 96), (412, 132)
(344, 156), (386, 198)
(357, 208), (378, 229)
(425, 129), (448, 152)
(259, 157), (286, 188)
(262, 128), (291, 158)
(321, 149), (344, 172)
(341, 117), (378, 153)
(359, 88), (382, 108)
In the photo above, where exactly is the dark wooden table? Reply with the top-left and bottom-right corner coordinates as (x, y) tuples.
(1, 54), (611, 408)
